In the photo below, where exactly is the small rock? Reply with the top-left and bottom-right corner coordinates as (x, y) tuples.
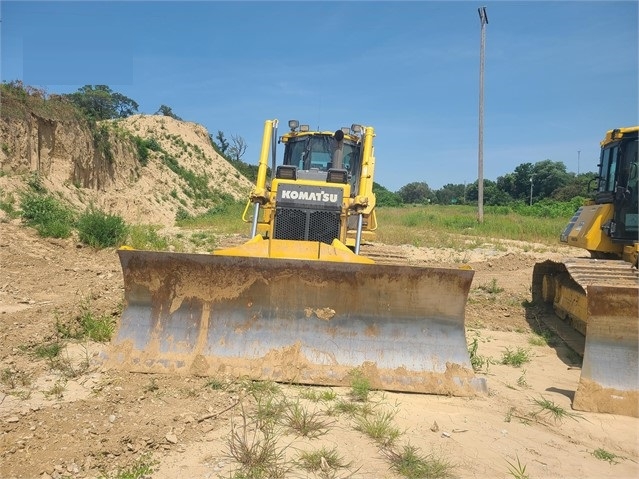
(430, 421), (439, 432)
(6, 416), (20, 423)
(108, 415), (116, 423)
(441, 431), (451, 438)
(165, 433), (178, 444)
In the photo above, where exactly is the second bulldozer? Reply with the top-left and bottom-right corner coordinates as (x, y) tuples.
(108, 119), (486, 396)
(533, 126), (638, 417)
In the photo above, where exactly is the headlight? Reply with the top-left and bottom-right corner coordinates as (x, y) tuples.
(326, 168), (348, 184)
(276, 165), (297, 180)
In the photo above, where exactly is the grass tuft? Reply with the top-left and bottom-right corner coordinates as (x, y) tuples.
(505, 455), (530, 479)
(501, 347), (531, 367)
(531, 396), (582, 423)
(591, 448), (624, 464)
(226, 403), (289, 479)
(354, 409), (402, 447)
(384, 444), (454, 479)
(348, 369), (372, 402)
(296, 446), (353, 478)
(281, 399), (334, 439)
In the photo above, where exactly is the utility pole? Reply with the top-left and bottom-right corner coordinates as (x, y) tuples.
(477, 6), (488, 223)
(577, 150), (581, 176)
(529, 177), (533, 206)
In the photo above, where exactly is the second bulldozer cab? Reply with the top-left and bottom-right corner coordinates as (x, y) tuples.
(560, 126), (639, 264)
(244, 120), (378, 253)
(594, 127), (638, 244)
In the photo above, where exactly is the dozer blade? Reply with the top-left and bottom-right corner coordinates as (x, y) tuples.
(573, 285), (639, 417)
(533, 259), (639, 417)
(106, 249), (486, 396)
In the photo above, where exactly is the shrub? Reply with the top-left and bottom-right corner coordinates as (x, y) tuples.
(77, 208), (127, 248)
(20, 192), (75, 238)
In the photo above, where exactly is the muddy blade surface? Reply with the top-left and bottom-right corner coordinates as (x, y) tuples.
(107, 250), (484, 396)
(573, 285), (639, 417)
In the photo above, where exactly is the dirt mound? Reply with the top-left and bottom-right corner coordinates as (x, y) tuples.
(0, 113), (253, 227)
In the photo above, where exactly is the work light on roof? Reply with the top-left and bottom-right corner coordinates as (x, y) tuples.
(300, 124), (310, 132)
(288, 120), (299, 131)
(351, 124), (362, 134)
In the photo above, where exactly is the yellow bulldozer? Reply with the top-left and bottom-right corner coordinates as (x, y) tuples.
(108, 119), (486, 396)
(533, 126), (638, 417)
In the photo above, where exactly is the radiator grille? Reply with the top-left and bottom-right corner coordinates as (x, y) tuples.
(274, 208), (341, 244)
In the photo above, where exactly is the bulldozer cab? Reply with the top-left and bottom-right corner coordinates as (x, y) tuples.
(282, 132), (363, 195)
(596, 127), (639, 242)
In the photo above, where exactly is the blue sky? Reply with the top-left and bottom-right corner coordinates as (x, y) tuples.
(2, 1), (637, 191)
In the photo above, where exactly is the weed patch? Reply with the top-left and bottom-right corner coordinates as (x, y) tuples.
(591, 448), (625, 464)
(501, 347), (531, 367)
(20, 192), (75, 238)
(354, 409), (402, 447)
(97, 453), (158, 479)
(505, 455), (529, 479)
(77, 208), (128, 248)
(348, 369), (372, 402)
(282, 400), (334, 439)
(531, 396), (583, 423)
(296, 446), (353, 478)
(384, 444), (454, 479)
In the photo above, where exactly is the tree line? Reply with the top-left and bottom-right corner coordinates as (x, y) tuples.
(374, 159), (595, 207)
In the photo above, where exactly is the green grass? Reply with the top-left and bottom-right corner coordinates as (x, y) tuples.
(375, 204), (568, 247)
(175, 199), (248, 232)
(501, 347), (531, 367)
(531, 396), (583, 423)
(126, 224), (169, 250)
(348, 369), (372, 402)
(226, 404), (289, 479)
(298, 387), (337, 402)
(354, 409), (402, 447)
(33, 342), (63, 359)
(281, 399), (334, 439)
(505, 455), (530, 479)
(591, 448), (625, 464)
(478, 278), (504, 294)
(56, 303), (116, 343)
(20, 192), (75, 238)
(0, 189), (19, 218)
(296, 446), (352, 476)
(468, 337), (493, 372)
(98, 454), (158, 479)
(528, 330), (555, 347)
(77, 208), (128, 248)
(384, 444), (454, 479)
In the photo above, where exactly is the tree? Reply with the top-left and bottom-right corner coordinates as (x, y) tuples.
(155, 104), (182, 121)
(434, 183), (467, 205)
(530, 160), (572, 200)
(397, 182), (433, 204)
(228, 134), (247, 161)
(64, 85), (138, 121)
(551, 171), (597, 201)
(373, 182), (403, 206)
(213, 131), (229, 155)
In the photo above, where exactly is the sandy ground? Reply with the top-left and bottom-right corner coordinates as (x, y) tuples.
(1, 221), (637, 479)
